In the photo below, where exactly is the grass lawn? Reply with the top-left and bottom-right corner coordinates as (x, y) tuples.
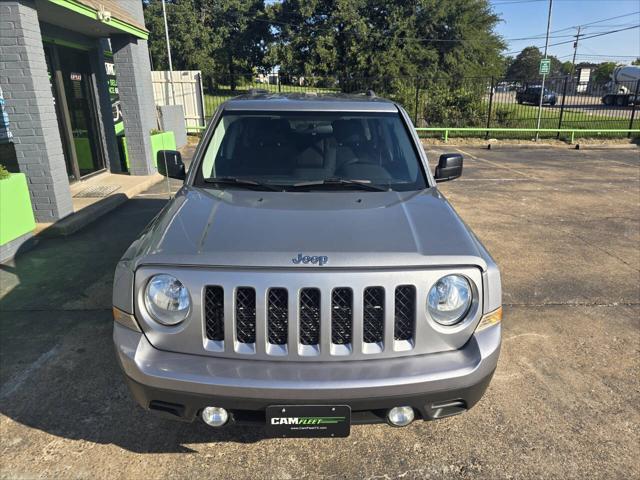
(421, 102), (638, 140)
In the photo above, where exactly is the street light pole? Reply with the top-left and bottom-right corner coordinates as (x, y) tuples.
(161, 0), (176, 105)
(535, 0), (553, 141)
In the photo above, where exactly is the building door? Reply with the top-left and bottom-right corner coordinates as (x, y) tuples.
(44, 44), (105, 181)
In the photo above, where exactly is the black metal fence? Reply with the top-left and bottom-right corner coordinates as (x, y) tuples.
(202, 73), (640, 138)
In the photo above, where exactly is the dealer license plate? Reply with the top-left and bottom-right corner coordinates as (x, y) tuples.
(266, 405), (351, 438)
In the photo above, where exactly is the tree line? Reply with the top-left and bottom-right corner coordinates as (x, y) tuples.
(143, 0), (505, 89)
(142, 0), (636, 126)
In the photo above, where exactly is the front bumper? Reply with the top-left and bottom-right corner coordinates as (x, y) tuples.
(114, 323), (501, 424)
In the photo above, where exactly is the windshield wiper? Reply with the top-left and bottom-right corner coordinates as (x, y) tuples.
(287, 178), (389, 192)
(203, 176), (281, 191)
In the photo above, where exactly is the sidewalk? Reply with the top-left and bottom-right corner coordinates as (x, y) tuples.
(35, 172), (164, 237)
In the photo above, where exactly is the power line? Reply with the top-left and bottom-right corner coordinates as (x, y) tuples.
(549, 24), (639, 46)
(509, 11), (639, 38)
(504, 24), (640, 54)
(493, 0), (639, 4)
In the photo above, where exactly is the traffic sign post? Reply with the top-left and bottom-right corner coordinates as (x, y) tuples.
(539, 59), (551, 75)
(536, 0), (554, 141)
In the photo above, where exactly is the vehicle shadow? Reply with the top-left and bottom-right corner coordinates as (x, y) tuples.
(0, 197), (268, 452)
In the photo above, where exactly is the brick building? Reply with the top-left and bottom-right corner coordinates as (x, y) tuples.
(0, 0), (157, 232)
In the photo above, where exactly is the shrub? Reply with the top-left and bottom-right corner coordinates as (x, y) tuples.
(422, 84), (487, 128)
(493, 107), (517, 128)
(0, 165), (10, 180)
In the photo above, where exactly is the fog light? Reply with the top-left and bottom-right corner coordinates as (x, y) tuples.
(387, 406), (415, 427)
(202, 406), (228, 427)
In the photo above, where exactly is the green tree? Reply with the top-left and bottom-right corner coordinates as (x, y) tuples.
(267, 0), (504, 124)
(632, 58), (640, 66)
(505, 46), (564, 81)
(144, 1), (216, 87)
(196, 0), (270, 89)
(561, 61), (573, 75)
(269, 0), (504, 81)
(592, 62), (617, 84)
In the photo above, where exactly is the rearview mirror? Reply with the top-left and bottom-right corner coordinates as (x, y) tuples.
(157, 150), (186, 180)
(434, 153), (463, 182)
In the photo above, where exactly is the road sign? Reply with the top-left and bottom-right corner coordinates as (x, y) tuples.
(539, 59), (551, 75)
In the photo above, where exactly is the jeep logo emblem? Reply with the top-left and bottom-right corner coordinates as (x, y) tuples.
(292, 253), (329, 266)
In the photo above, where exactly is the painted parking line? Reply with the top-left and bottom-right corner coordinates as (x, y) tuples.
(455, 148), (538, 179)
(0, 344), (61, 401)
(456, 178), (530, 182)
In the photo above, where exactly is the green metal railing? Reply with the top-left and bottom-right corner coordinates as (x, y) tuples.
(415, 127), (640, 143)
(187, 125), (639, 143)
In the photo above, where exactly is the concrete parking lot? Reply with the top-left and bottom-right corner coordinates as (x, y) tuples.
(0, 146), (638, 479)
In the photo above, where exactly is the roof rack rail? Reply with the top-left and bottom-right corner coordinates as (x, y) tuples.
(248, 88), (269, 95)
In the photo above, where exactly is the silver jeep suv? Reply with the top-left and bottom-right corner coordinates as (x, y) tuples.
(112, 93), (502, 437)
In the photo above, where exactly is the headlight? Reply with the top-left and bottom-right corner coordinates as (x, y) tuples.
(144, 274), (191, 325)
(427, 275), (472, 326)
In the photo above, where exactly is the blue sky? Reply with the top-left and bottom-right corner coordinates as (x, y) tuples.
(491, 0), (640, 63)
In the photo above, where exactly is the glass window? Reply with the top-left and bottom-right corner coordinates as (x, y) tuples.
(196, 111), (427, 191)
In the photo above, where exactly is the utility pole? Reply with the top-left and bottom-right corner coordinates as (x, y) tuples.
(570, 25), (581, 77)
(535, 0), (553, 141)
(162, 0), (176, 106)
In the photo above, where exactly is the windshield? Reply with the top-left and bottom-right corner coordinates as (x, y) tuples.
(196, 111), (427, 191)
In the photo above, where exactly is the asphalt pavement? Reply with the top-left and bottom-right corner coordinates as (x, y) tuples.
(0, 145), (638, 479)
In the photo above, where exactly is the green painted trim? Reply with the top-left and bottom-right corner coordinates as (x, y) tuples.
(150, 132), (177, 168)
(415, 127), (640, 143)
(42, 35), (91, 51)
(119, 136), (129, 169)
(109, 16), (149, 40)
(415, 127), (640, 133)
(0, 174), (36, 246)
(120, 132), (177, 170)
(46, 0), (149, 40)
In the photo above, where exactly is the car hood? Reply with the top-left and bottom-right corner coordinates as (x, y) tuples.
(123, 185), (488, 270)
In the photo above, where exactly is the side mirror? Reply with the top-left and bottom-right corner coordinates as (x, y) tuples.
(434, 153), (463, 182)
(157, 150), (186, 180)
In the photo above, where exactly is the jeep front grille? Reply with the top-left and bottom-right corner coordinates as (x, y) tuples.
(141, 266), (483, 362)
(203, 284), (419, 357)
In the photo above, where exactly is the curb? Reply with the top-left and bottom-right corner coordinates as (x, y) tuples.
(37, 174), (164, 237)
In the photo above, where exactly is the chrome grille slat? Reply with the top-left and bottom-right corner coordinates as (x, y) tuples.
(394, 285), (416, 341)
(331, 288), (353, 345)
(299, 288), (321, 345)
(204, 286), (224, 341)
(235, 287), (256, 344)
(267, 288), (288, 345)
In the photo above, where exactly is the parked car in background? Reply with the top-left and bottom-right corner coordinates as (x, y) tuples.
(516, 86), (557, 106)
